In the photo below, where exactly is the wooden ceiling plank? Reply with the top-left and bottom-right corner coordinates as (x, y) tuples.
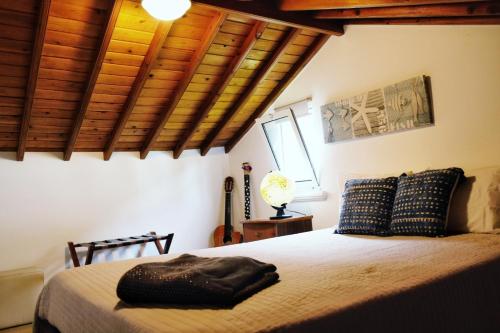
(280, 0), (485, 11)
(103, 22), (173, 161)
(200, 27), (301, 156)
(316, 1), (500, 18)
(17, 0), (51, 161)
(225, 34), (330, 153)
(63, 0), (124, 161)
(140, 13), (227, 160)
(192, 0), (344, 36)
(173, 21), (268, 159)
(344, 16), (500, 24)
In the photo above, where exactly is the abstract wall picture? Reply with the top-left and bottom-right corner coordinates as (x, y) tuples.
(321, 76), (433, 143)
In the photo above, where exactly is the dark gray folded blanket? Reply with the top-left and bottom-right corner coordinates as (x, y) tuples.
(116, 254), (279, 306)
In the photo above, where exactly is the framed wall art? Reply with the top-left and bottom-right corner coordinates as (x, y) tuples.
(321, 75), (433, 143)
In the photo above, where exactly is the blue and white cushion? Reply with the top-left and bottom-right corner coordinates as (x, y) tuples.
(336, 177), (398, 235)
(390, 168), (464, 237)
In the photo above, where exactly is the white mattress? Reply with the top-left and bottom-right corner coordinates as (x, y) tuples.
(37, 229), (500, 333)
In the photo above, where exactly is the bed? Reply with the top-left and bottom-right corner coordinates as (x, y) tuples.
(35, 228), (500, 333)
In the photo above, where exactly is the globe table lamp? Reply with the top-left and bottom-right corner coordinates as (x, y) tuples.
(260, 170), (296, 219)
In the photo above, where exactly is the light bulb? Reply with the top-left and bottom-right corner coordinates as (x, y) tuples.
(142, 0), (191, 21)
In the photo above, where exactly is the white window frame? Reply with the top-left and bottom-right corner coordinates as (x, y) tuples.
(257, 106), (322, 196)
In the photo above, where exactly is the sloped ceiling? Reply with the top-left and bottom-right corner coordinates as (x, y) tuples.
(0, 0), (497, 161)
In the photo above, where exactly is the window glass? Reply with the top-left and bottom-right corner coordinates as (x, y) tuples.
(293, 109), (322, 178)
(259, 100), (320, 193)
(262, 116), (314, 184)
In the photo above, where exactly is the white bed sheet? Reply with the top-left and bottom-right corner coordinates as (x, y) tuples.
(38, 229), (500, 333)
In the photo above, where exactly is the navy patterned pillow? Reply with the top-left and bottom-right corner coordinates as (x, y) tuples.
(390, 168), (465, 237)
(336, 177), (398, 235)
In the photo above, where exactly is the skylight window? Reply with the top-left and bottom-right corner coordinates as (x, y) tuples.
(258, 99), (321, 196)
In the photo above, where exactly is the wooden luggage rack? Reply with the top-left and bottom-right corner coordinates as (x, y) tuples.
(68, 231), (174, 267)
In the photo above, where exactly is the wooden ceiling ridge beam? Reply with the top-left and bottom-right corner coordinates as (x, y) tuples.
(280, 0), (486, 11)
(17, 0), (51, 161)
(225, 34), (330, 153)
(192, 0), (344, 36)
(172, 20), (269, 159)
(63, 0), (124, 161)
(103, 21), (173, 161)
(344, 16), (500, 24)
(139, 12), (227, 160)
(315, 1), (500, 19)
(200, 27), (302, 157)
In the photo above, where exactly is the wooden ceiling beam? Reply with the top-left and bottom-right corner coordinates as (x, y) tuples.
(103, 22), (173, 161)
(316, 1), (500, 18)
(172, 21), (268, 159)
(192, 0), (344, 36)
(140, 13), (227, 160)
(17, 0), (51, 161)
(280, 0), (485, 11)
(63, 0), (124, 161)
(200, 27), (302, 156)
(343, 16), (500, 24)
(225, 34), (330, 153)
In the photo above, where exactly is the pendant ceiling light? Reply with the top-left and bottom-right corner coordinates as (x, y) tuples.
(142, 0), (191, 21)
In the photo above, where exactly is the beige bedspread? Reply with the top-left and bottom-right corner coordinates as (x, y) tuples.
(37, 229), (500, 333)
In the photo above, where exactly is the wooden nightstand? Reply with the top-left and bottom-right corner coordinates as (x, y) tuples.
(241, 215), (313, 242)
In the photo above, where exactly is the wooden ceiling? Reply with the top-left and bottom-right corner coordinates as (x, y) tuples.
(279, 0), (500, 25)
(0, 1), (498, 161)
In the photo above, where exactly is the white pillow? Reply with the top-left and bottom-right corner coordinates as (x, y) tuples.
(447, 166), (500, 233)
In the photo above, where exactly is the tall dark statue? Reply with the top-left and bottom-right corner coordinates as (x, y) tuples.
(242, 162), (252, 220)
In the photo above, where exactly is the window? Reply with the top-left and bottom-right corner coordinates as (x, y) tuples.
(258, 99), (324, 200)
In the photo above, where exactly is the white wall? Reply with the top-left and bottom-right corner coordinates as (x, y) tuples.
(0, 150), (229, 278)
(228, 25), (500, 230)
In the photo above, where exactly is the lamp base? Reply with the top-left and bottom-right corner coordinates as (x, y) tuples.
(270, 205), (291, 220)
(270, 214), (292, 220)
